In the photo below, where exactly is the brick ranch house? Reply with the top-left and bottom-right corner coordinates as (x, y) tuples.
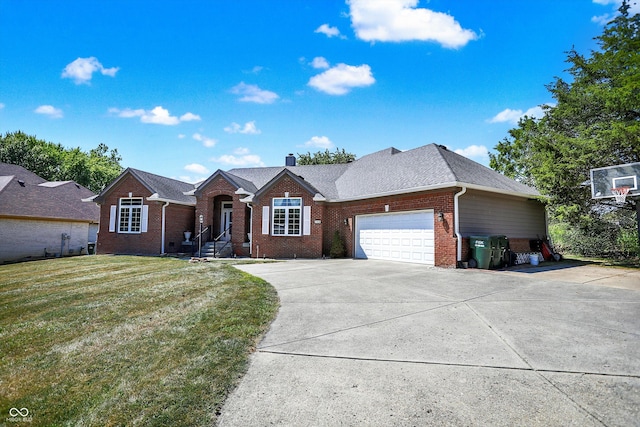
(90, 143), (547, 267)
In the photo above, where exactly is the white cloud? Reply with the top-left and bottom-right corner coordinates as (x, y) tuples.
(592, 0), (640, 24)
(304, 136), (334, 149)
(34, 105), (63, 119)
(109, 106), (200, 126)
(184, 163), (210, 175)
(348, 0), (478, 49)
(61, 57), (119, 84)
(141, 106), (180, 125)
(178, 134), (186, 139)
(315, 23), (344, 38)
(234, 147), (250, 155)
(193, 133), (218, 147)
(308, 63), (375, 95)
(311, 56), (330, 69)
(488, 108), (523, 124)
(224, 121), (261, 134)
(0, 103), (5, 109)
(179, 112), (201, 122)
(488, 105), (549, 124)
(210, 148), (265, 167)
(230, 82), (279, 104)
(454, 145), (489, 163)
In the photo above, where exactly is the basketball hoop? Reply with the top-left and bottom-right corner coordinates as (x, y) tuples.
(611, 187), (630, 204)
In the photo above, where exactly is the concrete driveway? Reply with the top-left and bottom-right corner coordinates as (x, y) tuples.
(218, 260), (640, 426)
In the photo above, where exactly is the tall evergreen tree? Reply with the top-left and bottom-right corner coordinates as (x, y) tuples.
(490, 1), (639, 220)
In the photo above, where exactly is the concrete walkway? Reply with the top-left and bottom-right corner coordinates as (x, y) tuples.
(218, 260), (640, 426)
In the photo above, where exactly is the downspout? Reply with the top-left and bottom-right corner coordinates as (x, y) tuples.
(454, 186), (467, 264)
(161, 201), (169, 254)
(248, 203), (253, 255)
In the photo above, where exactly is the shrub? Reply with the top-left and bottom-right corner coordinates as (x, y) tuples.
(329, 230), (346, 258)
(549, 211), (639, 258)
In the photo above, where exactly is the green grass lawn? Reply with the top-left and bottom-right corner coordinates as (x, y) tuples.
(0, 255), (279, 426)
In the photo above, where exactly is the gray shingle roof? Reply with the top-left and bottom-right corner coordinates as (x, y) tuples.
(129, 169), (197, 205)
(221, 144), (538, 201)
(0, 162), (99, 222)
(104, 144), (538, 205)
(94, 168), (197, 205)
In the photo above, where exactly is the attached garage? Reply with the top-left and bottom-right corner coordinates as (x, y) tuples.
(355, 210), (435, 265)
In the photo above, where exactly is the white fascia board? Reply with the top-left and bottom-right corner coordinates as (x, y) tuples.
(183, 189), (196, 196)
(146, 193), (196, 206)
(235, 188), (253, 196)
(239, 195), (254, 203)
(313, 193), (326, 202)
(82, 195), (99, 203)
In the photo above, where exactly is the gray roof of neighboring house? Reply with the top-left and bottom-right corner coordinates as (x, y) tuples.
(0, 162), (99, 222)
(94, 168), (197, 205)
(220, 144), (539, 201)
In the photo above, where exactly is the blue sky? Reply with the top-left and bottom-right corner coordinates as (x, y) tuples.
(1, 0), (636, 183)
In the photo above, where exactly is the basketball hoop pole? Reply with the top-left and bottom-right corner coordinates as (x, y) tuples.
(636, 200), (640, 256)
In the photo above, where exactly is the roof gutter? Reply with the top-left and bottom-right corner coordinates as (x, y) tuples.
(322, 182), (539, 203)
(454, 186), (467, 263)
(146, 193), (196, 206)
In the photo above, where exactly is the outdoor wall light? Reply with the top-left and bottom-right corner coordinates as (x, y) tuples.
(437, 212), (444, 222)
(344, 219), (348, 225)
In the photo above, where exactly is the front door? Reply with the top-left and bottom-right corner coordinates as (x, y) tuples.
(220, 202), (233, 241)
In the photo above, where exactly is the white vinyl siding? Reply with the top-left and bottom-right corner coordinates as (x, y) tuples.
(355, 210), (434, 265)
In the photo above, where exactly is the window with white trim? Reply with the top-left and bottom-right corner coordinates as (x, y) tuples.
(272, 197), (301, 236)
(119, 198), (143, 233)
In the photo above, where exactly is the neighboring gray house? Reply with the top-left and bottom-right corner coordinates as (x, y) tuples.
(94, 143), (547, 267)
(0, 163), (99, 263)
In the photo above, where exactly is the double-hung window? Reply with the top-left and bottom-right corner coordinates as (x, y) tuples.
(119, 198), (143, 233)
(272, 197), (301, 236)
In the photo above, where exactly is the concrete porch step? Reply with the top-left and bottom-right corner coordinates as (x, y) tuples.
(200, 241), (233, 258)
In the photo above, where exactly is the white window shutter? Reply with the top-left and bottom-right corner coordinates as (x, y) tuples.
(109, 205), (117, 232)
(303, 206), (311, 235)
(141, 205), (149, 232)
(262, 206), (270, 235)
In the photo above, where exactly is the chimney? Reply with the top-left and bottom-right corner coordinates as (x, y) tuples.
(285, 153), (296, 167)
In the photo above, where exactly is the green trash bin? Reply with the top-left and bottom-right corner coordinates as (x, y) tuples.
(470, 236), (492, 269)
(491, 235), (509, 268)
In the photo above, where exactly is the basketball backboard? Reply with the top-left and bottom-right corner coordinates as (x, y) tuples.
(590, 162), (640, 200)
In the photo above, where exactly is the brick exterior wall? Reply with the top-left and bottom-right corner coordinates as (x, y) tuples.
(323, 190), (458, 267)
(165, 204), (195, 252)
(96, 173), (195, 255)
(251, 175), (324, 259)
(250, 184), (458, 267)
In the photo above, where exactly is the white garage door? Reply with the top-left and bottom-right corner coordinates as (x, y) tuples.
(355, 210), (434, 265)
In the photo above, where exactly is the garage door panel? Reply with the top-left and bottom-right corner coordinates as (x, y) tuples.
(355, 211), (434, 265)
